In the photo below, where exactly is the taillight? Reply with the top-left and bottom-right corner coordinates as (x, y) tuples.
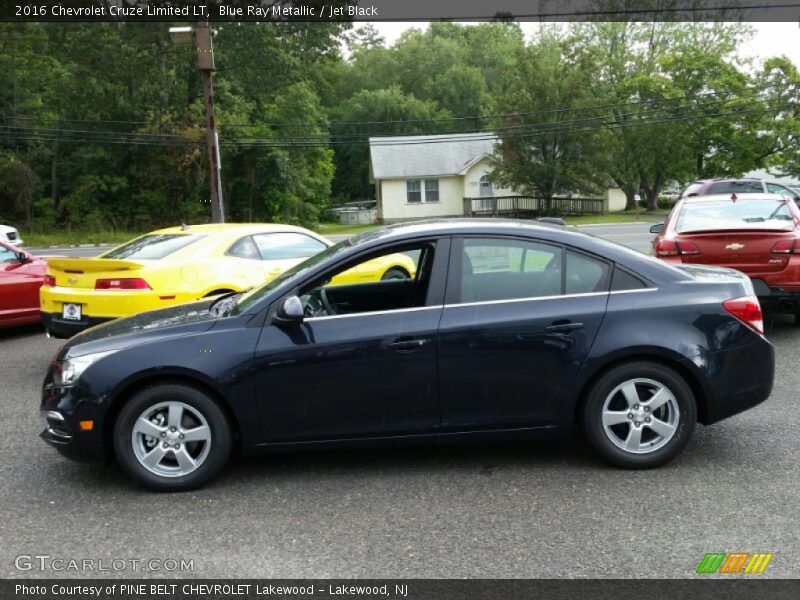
(95, 278), (151, 290)
(723, 295), (764, 335)
(771, 239), (800, 254)
(43, 275), (56, 287)
(655, 240), (700, 257)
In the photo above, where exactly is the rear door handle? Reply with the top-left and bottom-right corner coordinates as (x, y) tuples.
(388, 337), (428, 353)
(544, 321), (584, 333)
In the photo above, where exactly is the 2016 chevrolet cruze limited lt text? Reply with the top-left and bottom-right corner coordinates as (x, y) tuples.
(40, 220), (774, 491)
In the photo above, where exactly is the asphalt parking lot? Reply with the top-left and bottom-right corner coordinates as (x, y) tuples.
(1, 313), (798, 579)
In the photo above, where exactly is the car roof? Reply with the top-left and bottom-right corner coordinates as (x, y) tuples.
(680, 192), (787, 203)
(149, 223), (323, 236)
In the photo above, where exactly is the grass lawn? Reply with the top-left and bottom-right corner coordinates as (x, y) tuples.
(315, 223), (379, 236)
(565, 210), (669, 226)
(24, 230), (145, 247)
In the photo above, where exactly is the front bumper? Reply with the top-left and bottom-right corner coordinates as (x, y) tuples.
(41, 311), (112, 338)
(40, 383), (106, 463)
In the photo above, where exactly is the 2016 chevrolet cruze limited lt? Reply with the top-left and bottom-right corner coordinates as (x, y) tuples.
(41, 220), (774, 491)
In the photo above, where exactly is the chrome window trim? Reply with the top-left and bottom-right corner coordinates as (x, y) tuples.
(304, 305), (443, 322)
(300, 287), (659, 320)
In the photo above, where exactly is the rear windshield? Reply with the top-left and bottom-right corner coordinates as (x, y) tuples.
(706, 180), (763, 195)
(102, 234), (204, 259)
(675, 199), (795, 233)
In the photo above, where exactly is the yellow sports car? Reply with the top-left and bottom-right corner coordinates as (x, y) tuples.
(40, 223), (416, 338)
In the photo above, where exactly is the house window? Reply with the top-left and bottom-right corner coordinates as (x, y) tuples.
(424, 179), (439, 202)
(406, 179), (422, 203)
(479, 175), (494, 197)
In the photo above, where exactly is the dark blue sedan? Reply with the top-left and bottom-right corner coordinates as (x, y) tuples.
(41, 219), (774, 491)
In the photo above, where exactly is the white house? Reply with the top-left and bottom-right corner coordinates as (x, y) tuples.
(369, 133), (625, 223)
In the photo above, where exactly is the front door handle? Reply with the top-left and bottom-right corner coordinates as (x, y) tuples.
(544, 321), (584, 333)
(388, 337), (428, 353)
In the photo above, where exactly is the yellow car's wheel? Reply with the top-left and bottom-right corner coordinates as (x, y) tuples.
(381, 267), (410, 281)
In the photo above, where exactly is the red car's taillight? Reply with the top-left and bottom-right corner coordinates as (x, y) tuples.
(43, 275), (56, 287)
(655, 240), (700, 257)
(770, 239), (800, 254)
(95, 278), (151, 290)
(723, 295), (764, 335)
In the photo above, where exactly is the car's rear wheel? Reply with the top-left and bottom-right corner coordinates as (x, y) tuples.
(381, 267), (409, 280)
(113, 384), (232, 492)
(582, 362), (696, 468)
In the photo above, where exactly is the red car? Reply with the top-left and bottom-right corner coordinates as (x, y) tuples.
(651, 193), (800, 321)
(0, 241), (47, 328)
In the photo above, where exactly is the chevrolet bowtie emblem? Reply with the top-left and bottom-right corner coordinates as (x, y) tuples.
(68, 277), (78, 284)
(725, 243), (745, 251)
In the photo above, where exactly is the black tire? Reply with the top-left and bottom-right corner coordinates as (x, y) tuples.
(381, 267), (409, 281)
(582, 361), (696, 469)
(113, 383), (232, 492)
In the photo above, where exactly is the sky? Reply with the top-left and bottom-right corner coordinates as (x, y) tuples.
(370, 21), (800, 68)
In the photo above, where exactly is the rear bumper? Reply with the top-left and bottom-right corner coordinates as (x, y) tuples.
(41, 311), (112, 338)
(750, 278), (800, 310)
(686, 334), (774, 425)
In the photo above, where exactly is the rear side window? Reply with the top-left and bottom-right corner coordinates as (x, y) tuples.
(102, 234), (204, 260)
(706, 181), (763, 195)
(681, 182), (704, 197)
(767, 183), (796, 198)
(253, 233), (328, 260)
(566, 252), (611, 294)
(461, 238), (563, 302)
(611, 267), (648, 291)
(227, 236), (260, 260)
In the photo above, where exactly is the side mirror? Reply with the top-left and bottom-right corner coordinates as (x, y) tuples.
(274, 295), (304, 325)
(15, 251), (29, 263)
(649, 223), (664, 234)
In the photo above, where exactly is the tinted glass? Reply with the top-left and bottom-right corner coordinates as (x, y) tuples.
(767, 183), (796, 198)
(227, 236), (260, 260)
(102, 234), (203, 260)
(565, 252), (610, 294)
(675, 199), (794, 233)
(611, 267), (647, 291)
(681, 182), (704, 197)
(253, 233), (327, 260)
(706, 181), (763, 195)
(461, 238), (562, 302)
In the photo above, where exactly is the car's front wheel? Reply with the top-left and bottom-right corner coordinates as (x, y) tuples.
(113, 383), (232, 492)
(582, 361), (696, 468)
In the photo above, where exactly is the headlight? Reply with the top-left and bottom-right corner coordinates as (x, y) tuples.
(53, 351), (114, 387)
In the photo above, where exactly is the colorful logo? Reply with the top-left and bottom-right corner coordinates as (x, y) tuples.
(696, 552), (773, 574)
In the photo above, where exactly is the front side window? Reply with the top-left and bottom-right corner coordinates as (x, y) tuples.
(460, 238), (563, 302)
(406, 180), (422, 203)
(253, 233), (328, 260)
(102, 234), (204, 260)
(300, 244), (433, 318)
(424, 179), (439, 202)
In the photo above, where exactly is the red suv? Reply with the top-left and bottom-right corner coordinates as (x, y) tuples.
(651, 193), (800, 321)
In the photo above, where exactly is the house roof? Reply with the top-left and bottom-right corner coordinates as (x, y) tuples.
(369, 133), (498, 180)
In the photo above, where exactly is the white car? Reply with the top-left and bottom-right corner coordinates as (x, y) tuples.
(0, 224), (23, 246)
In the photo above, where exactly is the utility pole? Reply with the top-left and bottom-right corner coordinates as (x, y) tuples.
(170, 24), (225, 223)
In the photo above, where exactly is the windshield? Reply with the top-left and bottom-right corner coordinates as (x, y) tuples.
(234, 238), (354, 313)
(675, 199), (795, 233)
(102, 234), (204, 260)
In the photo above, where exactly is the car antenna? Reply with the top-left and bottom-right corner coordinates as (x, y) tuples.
(181, 223), (191, 231)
